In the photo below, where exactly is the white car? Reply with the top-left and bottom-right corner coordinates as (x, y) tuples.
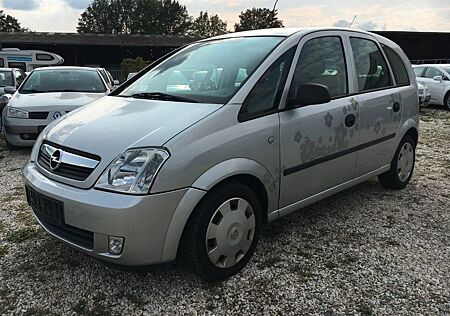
(413, 64), (450, 110)
(2, 66), (110, 147)
(417, 82), (431, 107)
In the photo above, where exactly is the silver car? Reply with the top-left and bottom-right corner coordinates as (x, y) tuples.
(3, 66), (110, 148)
(23, 28), (419, 281)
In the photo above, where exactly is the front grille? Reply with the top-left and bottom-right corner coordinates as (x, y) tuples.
(37, 142), (100, 181)
(25, 185), (94, 249)
(29, 112), (49, 119)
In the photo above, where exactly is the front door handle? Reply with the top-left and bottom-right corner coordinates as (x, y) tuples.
(345, 114), (356, 127)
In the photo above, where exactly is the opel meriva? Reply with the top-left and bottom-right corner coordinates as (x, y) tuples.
(23, 28), (419, 281)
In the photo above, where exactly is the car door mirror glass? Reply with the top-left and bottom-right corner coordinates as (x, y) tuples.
(4, 86), (16, 94)
(287, 83), (331, 108)
(433, 75), (443, 82)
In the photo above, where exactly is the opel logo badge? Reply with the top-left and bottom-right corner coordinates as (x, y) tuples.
(49, 149), (63, 171)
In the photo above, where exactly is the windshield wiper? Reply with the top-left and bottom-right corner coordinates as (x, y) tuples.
(127, 92), (198, 103)
(20, 89), (46, 94)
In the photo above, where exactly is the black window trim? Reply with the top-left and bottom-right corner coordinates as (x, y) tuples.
(349, 35), (395, 93)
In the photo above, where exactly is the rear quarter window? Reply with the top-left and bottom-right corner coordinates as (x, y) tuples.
(382, 44), (410, 86)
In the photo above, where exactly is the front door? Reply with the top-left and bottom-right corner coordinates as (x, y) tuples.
(279, 32), (358, 209)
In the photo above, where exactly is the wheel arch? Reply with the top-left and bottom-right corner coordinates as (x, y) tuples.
(160, 158), (278, 262)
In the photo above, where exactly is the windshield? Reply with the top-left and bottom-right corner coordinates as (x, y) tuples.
(20, 69), (107, 94)
(119, 37), (284, 104)
(0, 71), (13, 87)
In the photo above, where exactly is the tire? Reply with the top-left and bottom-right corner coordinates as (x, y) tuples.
(444, 92), (450, 111)
(179, 182), (262, 281)
(378, 134), (416, 190)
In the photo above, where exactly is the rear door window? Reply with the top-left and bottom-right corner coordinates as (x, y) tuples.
(350, 37), (392, 92)
(382, 45), (410, 86)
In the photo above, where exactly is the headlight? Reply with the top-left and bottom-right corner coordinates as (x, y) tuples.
(95, 148), (169, 194)
(6, 106), (29, 119)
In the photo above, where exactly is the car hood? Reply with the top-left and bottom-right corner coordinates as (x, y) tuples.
(44, 96), (222, 158)
(8, 91), (105, 111)
(37, 96), (223, 189)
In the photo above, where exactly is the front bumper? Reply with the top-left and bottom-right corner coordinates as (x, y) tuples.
(23, 161), (203, 266)
(3, 117), (48, 146)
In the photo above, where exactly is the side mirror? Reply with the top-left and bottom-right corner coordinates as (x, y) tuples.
(113, 80), (120, 86)
(433, 75), (443, 82)
(4, 86), (16, 94)
(287, 83), (331, 108)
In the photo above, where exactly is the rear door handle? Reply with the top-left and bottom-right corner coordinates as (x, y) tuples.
(345, 114), (356, 127)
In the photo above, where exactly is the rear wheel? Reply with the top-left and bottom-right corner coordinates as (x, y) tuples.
(180, 182), (262, 281)
(378, 135), (416, 189)
(444, 92), (450, 111)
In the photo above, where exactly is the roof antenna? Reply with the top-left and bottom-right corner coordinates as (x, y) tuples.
(272, 0), (279, 11)
(348, 15), (357, 28)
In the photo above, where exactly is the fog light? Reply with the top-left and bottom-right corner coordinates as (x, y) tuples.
(108, 236), (124, 255)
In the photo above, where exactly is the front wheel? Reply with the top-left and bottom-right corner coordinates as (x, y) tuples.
(378, 135), (416, 189)
(179, 182), (262, 281)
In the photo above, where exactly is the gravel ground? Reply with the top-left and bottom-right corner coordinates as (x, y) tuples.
(0, 106), (449, 316)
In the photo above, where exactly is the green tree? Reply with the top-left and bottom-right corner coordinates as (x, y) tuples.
(121, 57), (148, 79)
(77, 0), (128, 34)
(77, 0), (192, 35)
(0, 10), (28, 32)
(234, 8), (284, 32)
(190, 11), (227, 37)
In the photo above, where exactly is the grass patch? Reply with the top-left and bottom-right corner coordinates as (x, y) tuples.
(5, 228), (40, 243)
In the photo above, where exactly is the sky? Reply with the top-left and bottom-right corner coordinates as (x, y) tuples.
(0, 0), (449, 33)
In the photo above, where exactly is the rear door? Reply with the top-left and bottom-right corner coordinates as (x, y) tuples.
(348, 34), (405, 175)
(278, 31), (358, 209)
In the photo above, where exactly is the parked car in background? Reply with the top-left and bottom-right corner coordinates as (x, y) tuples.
(3, 66), (110, 147)
(23, 28), (418, 281)
(413, 64), (450, 110)
(97, 67), (120, 90)
(0, 48), (64, 72)
(127, 72), (137, 80)
(417, 82), (431, 107)
(0, 67), (27, 96)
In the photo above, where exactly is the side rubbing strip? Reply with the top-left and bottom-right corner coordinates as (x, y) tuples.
(283, 133), (396, 176)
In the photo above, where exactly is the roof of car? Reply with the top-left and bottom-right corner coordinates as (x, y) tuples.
(0, 68), (14, 71)
(205, 27), (375, 41)
(33, 66), (99, 72)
